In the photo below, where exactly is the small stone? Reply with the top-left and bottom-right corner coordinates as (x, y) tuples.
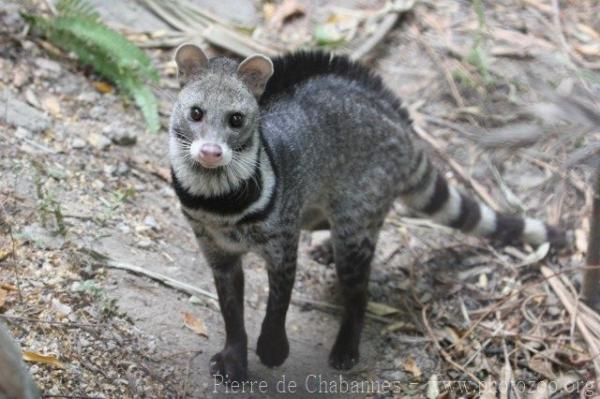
(24, 88), (41, 109)
(116, 162), (129, 176)
(117, 223), (131, 234)
(143, 216), (160, 230)
(77, 91), (100, 104)
(89, 105), (106, 120)
(71, 138), (86, 149)
(0, 93), (50, 133)
(34, 57), (62, 75)
(12, 67), (28, 88)
(104, 164), (118, 176)
(91, 179), (105, 190)
(41, 95), (61, 117)
(136, 238), (153, 249)
(105, 124), (137, 146)
(160, 187), (175, 198)
(15, 127), (31, 139)
(87, 133), (111, 150)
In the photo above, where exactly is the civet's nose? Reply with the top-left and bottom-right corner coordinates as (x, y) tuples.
(199, 143), (223, 164)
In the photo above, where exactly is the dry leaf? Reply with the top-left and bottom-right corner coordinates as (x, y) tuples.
(367, 301), (399, 317)
(0, 289), (7, 308)
(404, 357), (422, 378)
(93, 81), (114, 94)
(574, 43), (600, 57)
(268, 0), (305, 30)
(0, 283), (17, 291)
(0, 250), (11, 262)
(182, 311), (208, 337)
(22, 351), (64, 368)
(381, 321), (415, 335)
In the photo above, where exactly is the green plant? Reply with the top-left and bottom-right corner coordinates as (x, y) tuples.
(465, 0), (495, 88)
(32, 160), (66, 236)
(22, 0), (160, 132)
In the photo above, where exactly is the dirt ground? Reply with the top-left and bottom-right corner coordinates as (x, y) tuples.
(1, 0), (599, 398)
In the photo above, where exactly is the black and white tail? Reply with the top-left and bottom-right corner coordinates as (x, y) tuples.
(398, 149), (567, 248)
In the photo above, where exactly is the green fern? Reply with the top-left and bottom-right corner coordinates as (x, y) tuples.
(23, 0), (160, 132)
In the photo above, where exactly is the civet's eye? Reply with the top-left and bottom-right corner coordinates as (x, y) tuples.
(229, 112), (244, 128)
(190, 106), (204, 122)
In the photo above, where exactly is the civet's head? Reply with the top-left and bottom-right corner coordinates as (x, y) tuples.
(170, 43), (273, 175)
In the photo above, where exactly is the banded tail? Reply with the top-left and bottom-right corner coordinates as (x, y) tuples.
(398, 149), (567, 248)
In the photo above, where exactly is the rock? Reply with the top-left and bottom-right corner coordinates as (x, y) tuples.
(71, 138), (86, 149)
(116, 162), (129, 176)
(89, 105), (106, 120)
(41, 95), (61, 117)
(143, 216), (160, 230)
(11, 67), (28, 88)
(0, 322), (41, 399)
(20, 224), (65, 250)
(136, 238), (153, 249)
(104, 124), (137, 146)
(104, 164), (118, 177)
(117, 223), (131, 234)
(34, 57), (62, 76)
(77, 91), (100, 104)
(24, 89), (41, 109)
(87, 133), (111, 151)
(14, 127), (31, 139)
(0, 93), (51, 133)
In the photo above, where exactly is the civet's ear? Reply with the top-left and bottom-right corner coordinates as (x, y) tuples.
(237, 54), (274, 97)
(174, 43), (208, 86)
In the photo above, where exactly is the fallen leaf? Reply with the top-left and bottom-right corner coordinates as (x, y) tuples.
(367, 301), (399, 317)
(516, 242), (550, 267)
(0, 283), (17, 291)
(404, 357), (422, 378)
(0, 289), (7, 307)
(574, 43), (600, 57)
(182, 311), (208, 337)
(22, 351), (64, 368)
(268, 0), (305, 30)
(0, 250), (11, 262)
(381, 321), (415, 335)
(528, 354), (555, 379)
(93, 81), (114, 94)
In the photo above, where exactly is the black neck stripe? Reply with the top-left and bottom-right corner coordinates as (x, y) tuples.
(172, 161), (263, 216)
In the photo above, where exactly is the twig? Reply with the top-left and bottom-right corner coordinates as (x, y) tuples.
(413, 123), (502, 211)
(89, 250), (392, 323)
(421, 305), (484, 389)
(86, 249), (218, 300)
(550, 0), (600, 71)
(350, 0), (416, 60)
(541, 266), (600, 385)
(411, 25), (466, 111)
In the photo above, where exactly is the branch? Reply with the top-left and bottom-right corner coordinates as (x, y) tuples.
(582, 168), (600, 312)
